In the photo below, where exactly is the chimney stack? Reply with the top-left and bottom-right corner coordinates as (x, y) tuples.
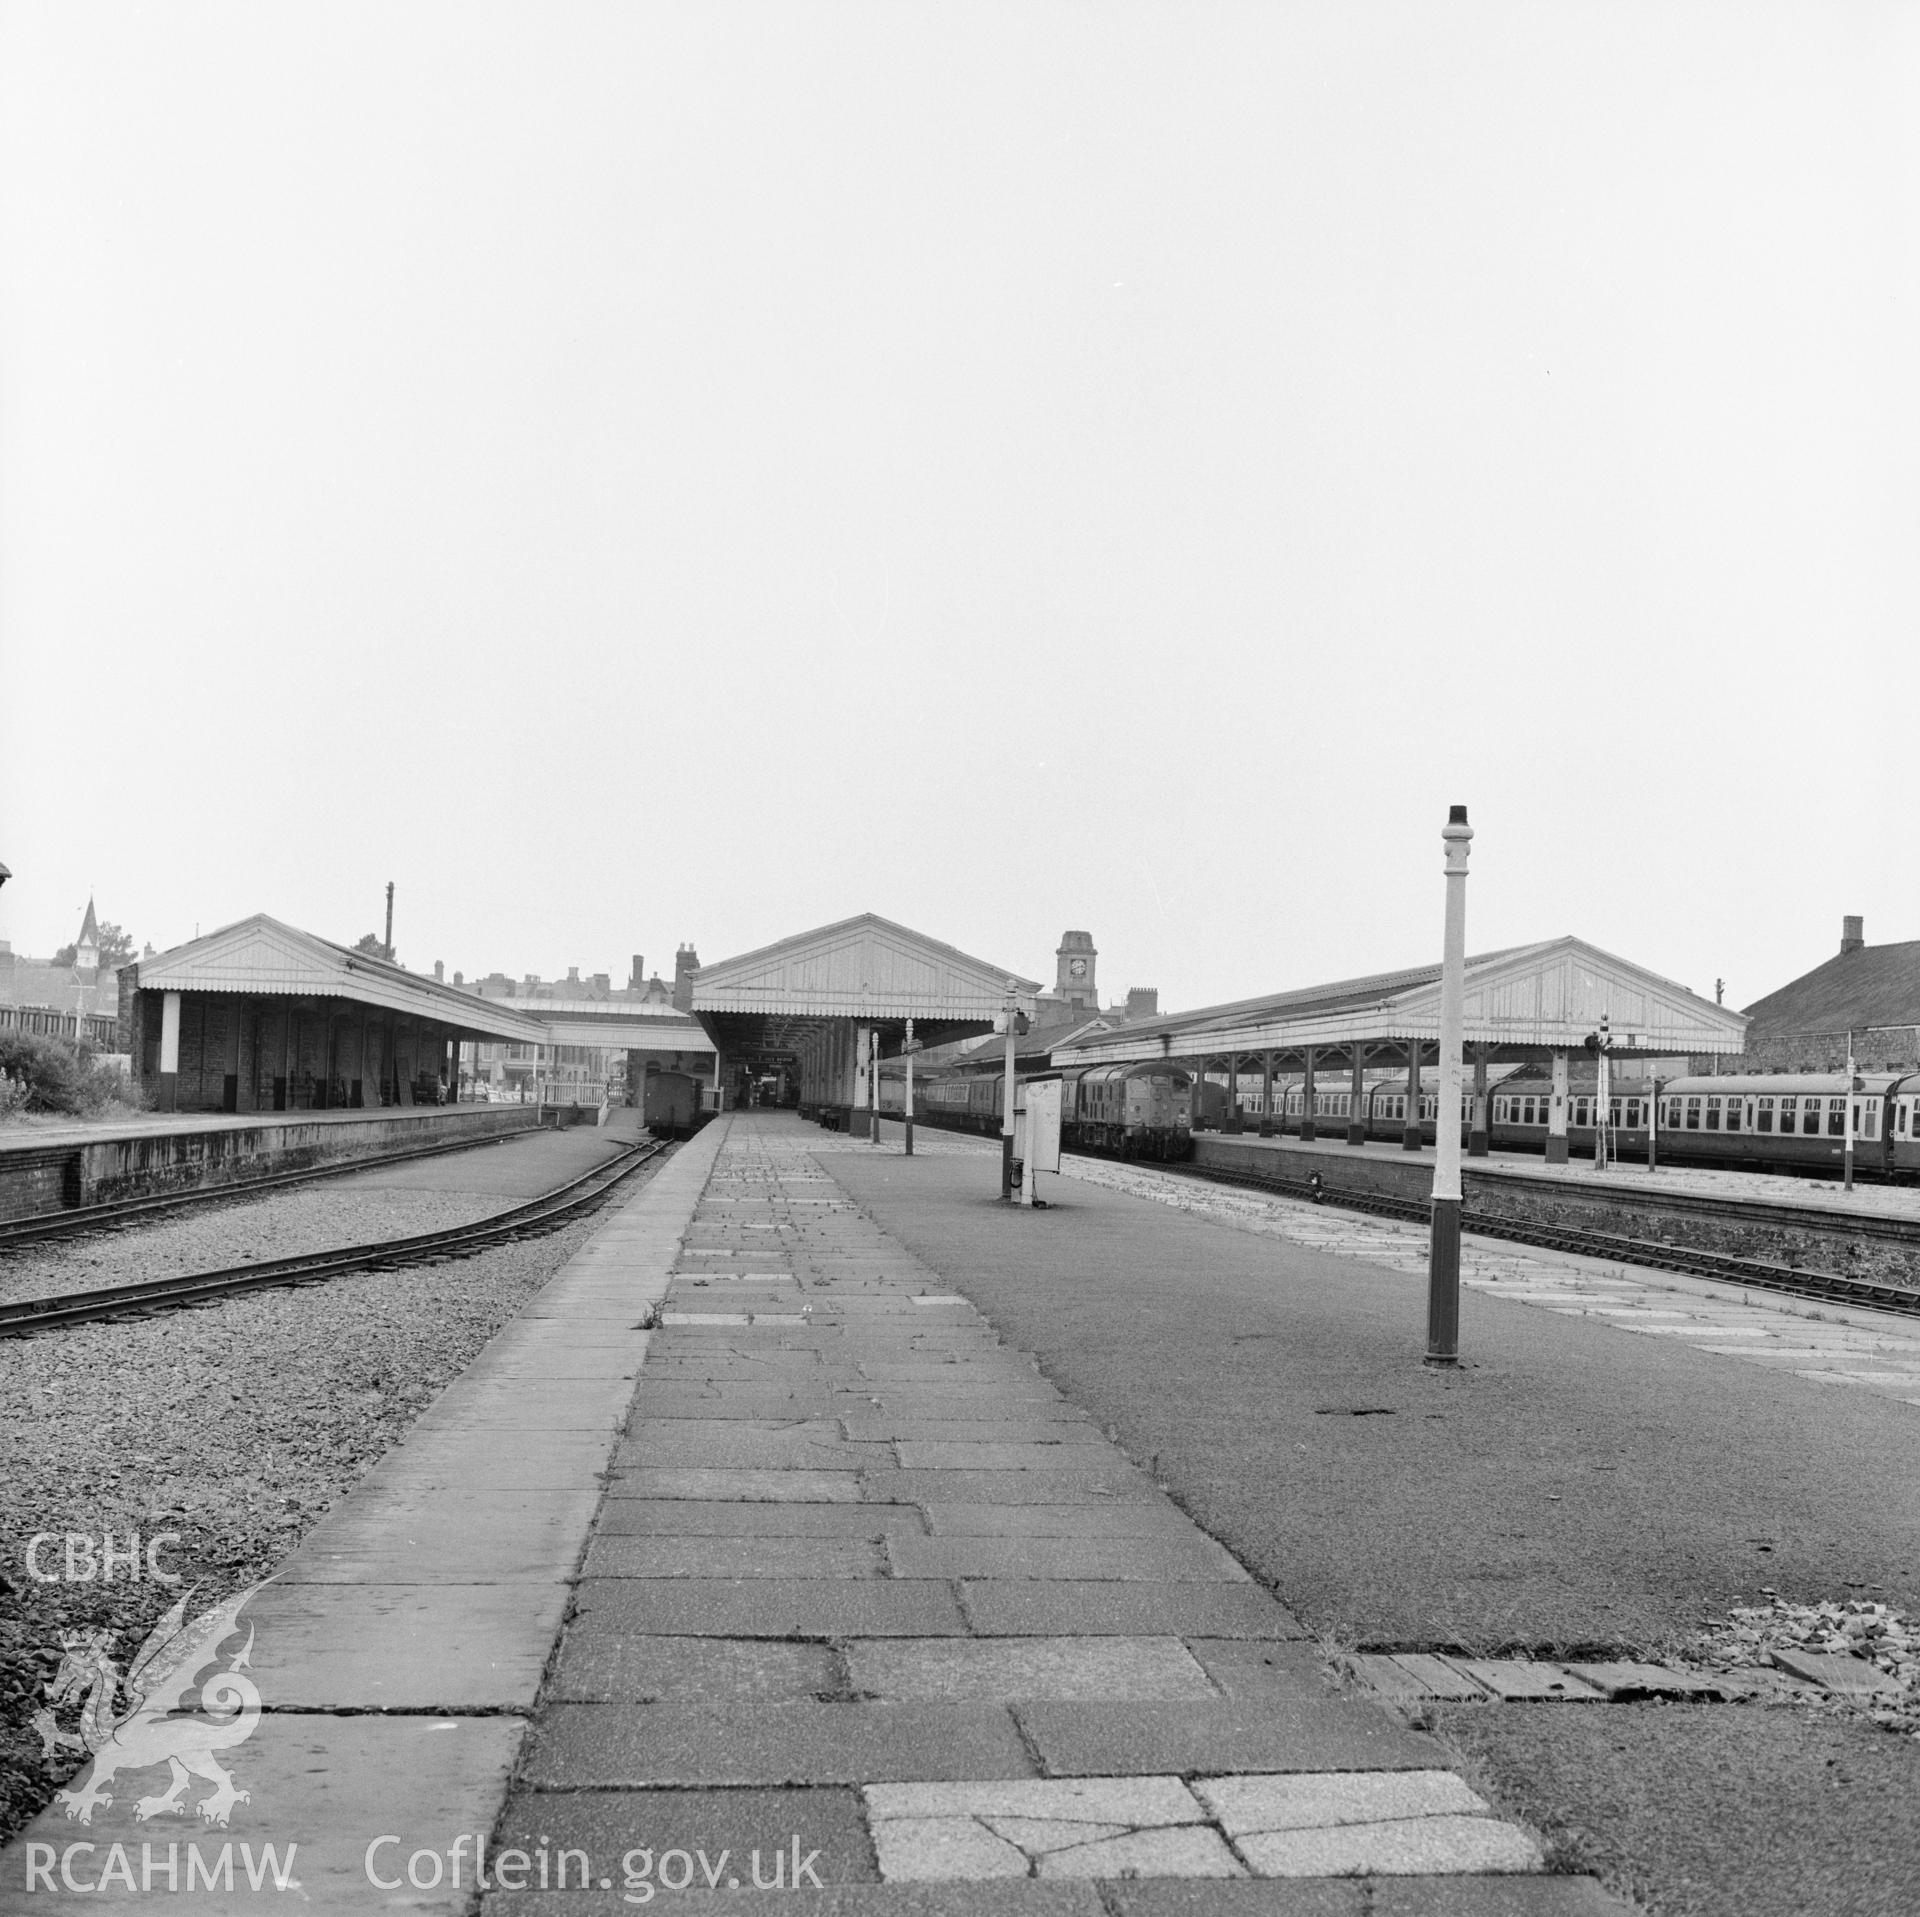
(630, 954), (645, 990)
(433, 959), (445, 982)
(1841, 915), (1865, 956)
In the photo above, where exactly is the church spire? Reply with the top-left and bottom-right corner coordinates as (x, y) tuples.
(74, 896), (100, 975)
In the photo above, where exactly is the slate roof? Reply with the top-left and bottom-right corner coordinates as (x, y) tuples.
(1741, 942), (1920, 1039)
(0, 958), (119, 1017)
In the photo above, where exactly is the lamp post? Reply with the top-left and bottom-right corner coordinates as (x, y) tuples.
(904, 1017), (916, 1155)
(1001, 980), (1019, 1201)
(1427, 804), (1472, 1366)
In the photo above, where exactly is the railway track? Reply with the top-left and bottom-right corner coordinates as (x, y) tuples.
(0, 1135), (669, 1338)
(0, 1117), (551, 1250)
(1128, 1152), (1920, 1319)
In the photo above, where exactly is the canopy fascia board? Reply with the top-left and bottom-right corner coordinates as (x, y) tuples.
(536, 1016), (714, 1052)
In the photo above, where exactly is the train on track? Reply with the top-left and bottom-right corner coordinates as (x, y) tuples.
(642, 1069), (714, 1141)
(881, 1061), (1920, 1181)
(881, 1062), (1198, 1159)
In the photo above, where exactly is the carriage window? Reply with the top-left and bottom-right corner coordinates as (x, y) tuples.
(1863, 1102), (1879, 1139)
(1900, 1102), (1911, 1136)
(1705, 1096), (1722, 1130)
(1725, 1098), (1743, 1133)
(1625, 1098), (1642, 1128)
(1685, 1097), (1701, 1130)
(1827, 1098), (1846, 1137)
(1756, 1097), (1774, 1133)
(1803, 1099), (1822, 1136)
(1571, 1097), (1587, 1127)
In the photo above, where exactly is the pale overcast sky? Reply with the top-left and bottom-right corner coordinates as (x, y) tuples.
(2, 4), (1914, 1013)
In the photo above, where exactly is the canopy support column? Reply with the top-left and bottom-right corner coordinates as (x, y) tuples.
(1547, 1048), (1570, 1164)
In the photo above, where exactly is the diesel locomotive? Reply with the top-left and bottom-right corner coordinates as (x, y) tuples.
(880, 1061), (1196, 1159)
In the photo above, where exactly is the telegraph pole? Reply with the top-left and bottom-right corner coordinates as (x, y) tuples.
(1427, 805), (1472, 1366)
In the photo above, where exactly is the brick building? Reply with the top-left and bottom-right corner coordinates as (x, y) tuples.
(1706, 916), (1920, 1073)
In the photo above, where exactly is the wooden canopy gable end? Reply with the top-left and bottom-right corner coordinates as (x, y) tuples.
(1055, 936), (1748, 1072)
(127, 913), (545, 1043)
(691, 914), (1043, 1073)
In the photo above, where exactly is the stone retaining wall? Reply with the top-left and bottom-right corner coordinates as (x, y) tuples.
(1191, 1136), (1920, 1292)
(0, 1104), (544, 1223)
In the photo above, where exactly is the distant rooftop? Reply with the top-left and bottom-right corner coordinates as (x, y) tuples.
(1743, 916), (1920, 1039)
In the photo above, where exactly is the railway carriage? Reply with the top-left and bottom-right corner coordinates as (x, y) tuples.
(896, 1053), (1920, 1184)
(1652, 1072), (1920, 1180)
(642, 1069), (708, 1139)
(902, 1062), (1195, 1159)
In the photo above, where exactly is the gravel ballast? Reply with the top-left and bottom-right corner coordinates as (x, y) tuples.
(0, 1126), (628, 1306)
(0, 1137), (671, 1848)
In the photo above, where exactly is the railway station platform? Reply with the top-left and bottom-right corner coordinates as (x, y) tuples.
(0, 1112), (1619, 1912)
(0, 1100), (552, 1224)
(13, 1111), (1915, 1913)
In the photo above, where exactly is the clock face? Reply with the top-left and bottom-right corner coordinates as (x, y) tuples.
(1069, 958), (1087, 978)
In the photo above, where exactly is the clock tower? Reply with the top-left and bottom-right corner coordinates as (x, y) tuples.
(1054, 930), (1097, 1009)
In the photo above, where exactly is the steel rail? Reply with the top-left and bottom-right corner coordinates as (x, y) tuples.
(0, 1137), (668, 1338)
(0, 1117), (552, 1250)
(1127, 1154), (1920, 1319)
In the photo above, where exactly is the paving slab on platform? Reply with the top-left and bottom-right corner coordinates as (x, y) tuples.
(488, 1116), (1598, 1914)
(0, 1122), (726, 1911)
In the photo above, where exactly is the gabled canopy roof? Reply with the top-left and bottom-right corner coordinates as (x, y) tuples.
(529, 1007), (714, 1054)
(692, 914), (1041, 1069)
(1056, 937), (1748, 1066)
(131, 915), (545, 1042)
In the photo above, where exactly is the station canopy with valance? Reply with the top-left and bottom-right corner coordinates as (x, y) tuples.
(690, 913), (1041, 1078)
(1053, 936), (1750, 1072)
